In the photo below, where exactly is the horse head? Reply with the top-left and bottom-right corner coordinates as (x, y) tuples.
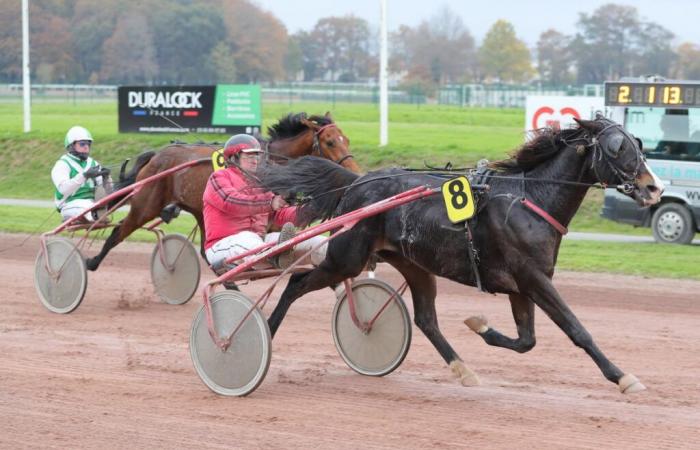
(301, 112), (361, 173)
(575, 116), (664, 207)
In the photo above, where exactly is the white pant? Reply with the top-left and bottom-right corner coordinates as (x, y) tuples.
(205, 230), (328, 269)
(59, 199), (96, 222)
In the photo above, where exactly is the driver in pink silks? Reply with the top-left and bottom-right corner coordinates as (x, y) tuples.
(203, 134), (327, 272)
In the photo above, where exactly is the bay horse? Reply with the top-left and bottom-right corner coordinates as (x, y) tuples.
(85, 112), (359, 271)
(259, 116), (664, 393)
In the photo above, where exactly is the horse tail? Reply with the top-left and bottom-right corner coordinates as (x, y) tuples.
(113, 151), (156, 192)
(259, 156), (360, 224)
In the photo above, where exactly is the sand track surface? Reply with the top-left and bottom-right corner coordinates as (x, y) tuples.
(1, 233), (699, 449)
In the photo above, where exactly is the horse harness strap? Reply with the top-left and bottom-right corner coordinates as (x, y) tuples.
(520, 198), (568, 235)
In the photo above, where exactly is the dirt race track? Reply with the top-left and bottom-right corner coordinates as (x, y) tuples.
(1, 232), (699, 449)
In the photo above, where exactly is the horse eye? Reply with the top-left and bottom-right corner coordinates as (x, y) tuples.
(326, 140), (335, 147)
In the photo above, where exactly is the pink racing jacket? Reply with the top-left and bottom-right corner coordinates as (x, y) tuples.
(202, 167), (298, 250)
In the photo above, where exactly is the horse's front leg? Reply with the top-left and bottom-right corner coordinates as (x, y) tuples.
(465, 293), (536, 354)
(268, 265), (350, 337)
(517, 268), (645, 394)
(269, 230), (373, 337)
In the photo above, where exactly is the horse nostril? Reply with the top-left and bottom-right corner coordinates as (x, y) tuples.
(646, 184), (662, 195)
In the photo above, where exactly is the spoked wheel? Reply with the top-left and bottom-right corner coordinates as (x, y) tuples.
(190, 291), (271, 396)
(150, 233), (201, 305)
(332, 279), (411, 377)
(34, 237), (87, 314)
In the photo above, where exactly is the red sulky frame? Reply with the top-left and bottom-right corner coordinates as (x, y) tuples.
(201, 184), (438, 351)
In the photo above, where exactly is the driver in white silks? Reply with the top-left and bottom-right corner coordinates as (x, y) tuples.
(51, 126), (111, 222)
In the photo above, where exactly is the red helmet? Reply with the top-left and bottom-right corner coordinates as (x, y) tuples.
(223, 134), (263, 160)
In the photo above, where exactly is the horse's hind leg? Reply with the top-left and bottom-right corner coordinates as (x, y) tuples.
(465, 293), (536, 353)
(519, 268), (644, 394)
(85, 225), (122, 271)
(191, 211), (207, 261)
(379, 251), (479, 386)
(85, 207), (151, 271)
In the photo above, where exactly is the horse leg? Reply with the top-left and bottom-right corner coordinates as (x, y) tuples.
(268, 232), (373, 337)
(193, 211), (207, 261)
(464, 293), (536, 353)
(85, 207), (150, 271)
(518, 268), (645, 394)
(379, 251), (479, 386)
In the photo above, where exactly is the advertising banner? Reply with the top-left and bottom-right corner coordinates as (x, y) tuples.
(525, 96), (605, 133)
(118, 85), (261, 134)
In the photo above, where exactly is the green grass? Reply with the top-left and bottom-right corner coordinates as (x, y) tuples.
(558, 240), (700, 280)
(2, 204), (695, 280)
(0, 205), (200, 244)
(3, 100), (692, 279)
(0, 101), (525, 198)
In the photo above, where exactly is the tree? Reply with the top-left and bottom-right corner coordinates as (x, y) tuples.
(536, 29), (572, 85)
(28, 1), (76, 82)
(284, 37), (303, 81)
(673, 43), (700, 79)
(479, 20), (533, 83)
(206, 41), (237, 83)
(0, 0), (22, 81)
(100, 12), (158, 83)
(292, 30), (322, 81)
(569, 3), (675, 83)
(221, 0), (288, 82)
(71, 0), (119, 82)
(149, 1), (224, 84)
(634, 22), (676, 77)
(390, 7), (476, 84)
(308, 15), (372, 81)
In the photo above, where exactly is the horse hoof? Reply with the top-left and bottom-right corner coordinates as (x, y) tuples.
(85, 258), (98, 272)
(618, 374), (646, 394)
(464, 315), (488, 334)
(449, 361), (481, 387)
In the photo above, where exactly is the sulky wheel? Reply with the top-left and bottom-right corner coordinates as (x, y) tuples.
(150, 233), (201, 305)
(190, 291), (271, 396)
(332, 278), (411, 377)
(34, 237), (87, 314)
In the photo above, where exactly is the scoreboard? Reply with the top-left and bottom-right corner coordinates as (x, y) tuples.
(604, 81), (700, 108)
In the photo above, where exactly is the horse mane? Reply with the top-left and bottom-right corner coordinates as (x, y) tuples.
(267, 113), (334, 141)
(490, 126), (587, 174)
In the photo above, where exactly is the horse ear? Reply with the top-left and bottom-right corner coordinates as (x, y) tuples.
(573, 118), (603, 133)
(301, 117), (320, 131)
(324, 111), (332, 120)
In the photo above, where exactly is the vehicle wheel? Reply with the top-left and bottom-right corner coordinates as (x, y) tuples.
(190, 291), (271, 396)
(332, 279), (412, 377)
(651, 203), (696, 245)
(34, 237), (87, 314)
(150, 233), (201, 305)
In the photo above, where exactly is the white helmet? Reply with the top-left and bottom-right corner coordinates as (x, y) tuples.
(64, 126), (93, 148)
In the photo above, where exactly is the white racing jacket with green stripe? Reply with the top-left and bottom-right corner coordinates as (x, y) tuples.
(51, 153), (104, 209)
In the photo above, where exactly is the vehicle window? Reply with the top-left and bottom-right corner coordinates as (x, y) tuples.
(625, 107), (700, 161)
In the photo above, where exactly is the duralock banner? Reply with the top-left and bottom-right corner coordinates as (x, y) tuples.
(118, 85), (261, 134)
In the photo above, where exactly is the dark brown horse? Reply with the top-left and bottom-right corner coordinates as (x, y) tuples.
(86, 113), (359, 271)
(260, 117), (664, 393)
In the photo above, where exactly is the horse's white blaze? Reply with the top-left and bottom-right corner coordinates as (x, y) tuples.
(641, 160), (664, 206)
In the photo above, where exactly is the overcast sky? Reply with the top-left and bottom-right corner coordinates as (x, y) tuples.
(255, 0), (700, 47)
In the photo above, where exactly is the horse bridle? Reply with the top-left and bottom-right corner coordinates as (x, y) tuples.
(562, 117), (643, 194)
(312, 124), (355, 167)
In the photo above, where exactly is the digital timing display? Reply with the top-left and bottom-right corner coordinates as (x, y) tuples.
(605, 81), (700, 108)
